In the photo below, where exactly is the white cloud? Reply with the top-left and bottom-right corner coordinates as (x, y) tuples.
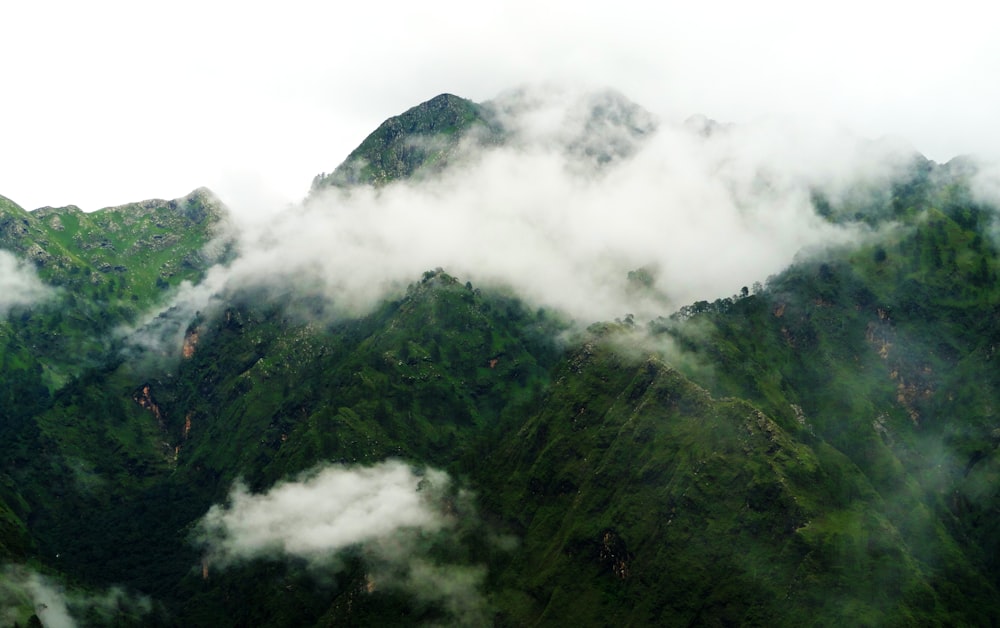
(0, 565), (151, 628)
(0, 250), (53, 316)
(0, 566), (76, 628)
(198, 460), (453, 565)
(968, 158), (1000, 245)
(971, 160), (1000, 208)
(124, 86), (910, 359)
(197, 460), (488, 624)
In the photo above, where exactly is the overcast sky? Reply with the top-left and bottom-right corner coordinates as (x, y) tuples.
(2, 0), (997, 212)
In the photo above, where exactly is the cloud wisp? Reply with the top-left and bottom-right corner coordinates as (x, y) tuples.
(0, 250), (54, 316)
(197, 460), (487, 625)
(0, 564), (152, 628)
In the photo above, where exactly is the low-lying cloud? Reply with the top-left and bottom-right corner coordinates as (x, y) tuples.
(968, 158), (1000, 245)
(198, 460), (453, 565)
(0, 250), (53, 316)
(0, 564), (151, 628)
(197, 460), (487, 625)
(126, 86), (916, 358)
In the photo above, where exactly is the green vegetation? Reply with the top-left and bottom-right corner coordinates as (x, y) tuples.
(0, 189), (225, 615)
(310, 94), (503, 191)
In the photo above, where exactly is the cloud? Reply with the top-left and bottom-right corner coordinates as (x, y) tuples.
(197, 460), (488, 625)
(956, 157), (1000, 245)
(0, 566), (74, 628)
(0, 565), (151, 628)
(198, 460), (452, 565)
(371, 557), (487, 627)
(0, 250), (53, 316)
(119, 263), (233, 361)
(970, 159), (1000, 208)
(122, 87), (915, 361)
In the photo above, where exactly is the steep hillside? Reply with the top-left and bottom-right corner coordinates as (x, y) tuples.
(0, 190), (227, 624)
(310, 93), (502, 191)
(651, 157), (1000, 623)
(0, 189), (226, 382)
(4, 269), (564, 624)
(480, 335), (995, 625)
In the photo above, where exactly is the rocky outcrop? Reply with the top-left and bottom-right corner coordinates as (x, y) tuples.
(133, 383), (165, 429)
(598, 529), (631, 580)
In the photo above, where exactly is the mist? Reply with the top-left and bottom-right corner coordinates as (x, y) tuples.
(197, 460), (488, 625)
(0, 565), (151, 628)
(968, 158), (1000, 246)
(0, 566), (74, 628)
(0, 250), (54, 316)
(125, 87), (915, 360)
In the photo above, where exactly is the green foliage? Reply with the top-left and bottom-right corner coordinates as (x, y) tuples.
(0, 189), (225, 389)
(654, 171), (1000, 623)
(473, 334), (991, 626)
(310, 94), (503, 190)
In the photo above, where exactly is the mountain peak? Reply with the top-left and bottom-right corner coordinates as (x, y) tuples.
(311, 88), (658, 194)
(310, 93), (498, 191)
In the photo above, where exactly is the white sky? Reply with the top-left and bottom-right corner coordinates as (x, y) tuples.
(2, 0), (997, 212)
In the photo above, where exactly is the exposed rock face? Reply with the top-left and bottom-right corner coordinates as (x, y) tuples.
(0, 196), (32, 251)
(182, 327), (199, 359)
(133, 384), (165, 429)
(598, 529), (631, 580)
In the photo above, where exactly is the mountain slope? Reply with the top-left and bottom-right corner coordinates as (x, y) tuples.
(650, 157), (1000, 622)
(0, 189), (228, 624)
(310, 93), (502, 191)
(479, 331), (997, 625)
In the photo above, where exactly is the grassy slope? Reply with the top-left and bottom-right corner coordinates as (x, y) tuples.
(477, 333), (992, 626)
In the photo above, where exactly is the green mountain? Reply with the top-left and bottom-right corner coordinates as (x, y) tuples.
(2, 92), (1000, 626)
(309, 88), (655, 193)
(310, 93), (502, 191)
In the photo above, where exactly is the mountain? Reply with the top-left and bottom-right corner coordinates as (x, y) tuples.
(309, 88), (656, 194)
(1, 91), (1000, 626)
(310, 93), (502, 191)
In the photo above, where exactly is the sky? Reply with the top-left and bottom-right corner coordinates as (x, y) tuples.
(2, 0), (998, 213)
